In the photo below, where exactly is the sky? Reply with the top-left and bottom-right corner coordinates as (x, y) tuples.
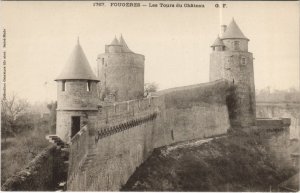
(0, 1), (299, 103)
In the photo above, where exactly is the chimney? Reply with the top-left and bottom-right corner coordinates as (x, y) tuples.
(220, 25), (227, 36)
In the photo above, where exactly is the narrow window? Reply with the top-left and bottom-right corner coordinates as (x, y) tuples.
(171, 130), (174, 141)
(241, 57), (246, 65)
(234, 41), (240, 50)
(62, 81), (66, 91)
(87, 81), (91, 92)
(102, 58), (104, 65)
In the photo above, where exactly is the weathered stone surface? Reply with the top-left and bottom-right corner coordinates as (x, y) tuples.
(67, 80), (231, 191)
(97, 51), (144, 101)
(209, 20), (256, 128)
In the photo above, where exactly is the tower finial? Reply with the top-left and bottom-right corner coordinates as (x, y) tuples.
(77, 36), (80, 45)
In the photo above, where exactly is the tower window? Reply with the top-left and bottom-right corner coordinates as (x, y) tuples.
(241, 57), (247, 65)
(87, 81), (91, 92)
(233, 41), (240, 50)
(62, 81), (66, 91)
(102, 58), (104, 65)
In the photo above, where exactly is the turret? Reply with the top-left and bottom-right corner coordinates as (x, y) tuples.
(106, 36), (122, 53)
(209, 19), (256, 128)
(211, 36), (225, 51)
(221, 18), (249, 52)
(55, 39), (99, 142)
(97, 35), (145, 102)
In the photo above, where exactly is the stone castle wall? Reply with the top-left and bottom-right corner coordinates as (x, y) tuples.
(152, 79), (231, 147)
(97, 53), (145, 101)
(56, 80), (99, 142)
(210, 51), (256, 127)
(222, 39), (248, 52)
(57, 80), (98, 110)
(67, 80), (232, 191)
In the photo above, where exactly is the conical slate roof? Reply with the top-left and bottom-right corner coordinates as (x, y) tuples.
(119, 35), (133, 52)
(221, 19), (249, 40)
(55, 40), (99, 81)
(111, 37), (120, 45)
(211, 36), (225, 47)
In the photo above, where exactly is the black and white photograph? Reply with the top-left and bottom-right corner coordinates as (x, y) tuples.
(0, 1), (299, 191)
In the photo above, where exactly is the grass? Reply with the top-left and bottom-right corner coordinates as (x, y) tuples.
(1, 127), (49, 184)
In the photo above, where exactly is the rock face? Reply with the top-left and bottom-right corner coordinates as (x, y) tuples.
(122, 132), (298, 192)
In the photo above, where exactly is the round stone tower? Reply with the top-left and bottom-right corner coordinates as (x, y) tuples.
(209, 19), (256, 127)
(97, 35), (145, 102)
(55, 39), (99, 142)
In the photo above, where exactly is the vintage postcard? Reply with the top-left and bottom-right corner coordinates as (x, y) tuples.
(0, 1), (299, 192)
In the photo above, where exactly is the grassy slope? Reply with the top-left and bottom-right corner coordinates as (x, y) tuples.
(1, 128), (49, 184)
(122, 132), (297, 191)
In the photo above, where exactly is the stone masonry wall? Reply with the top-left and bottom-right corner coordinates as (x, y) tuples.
(210, 50), (256, 128)
(97, 53), (145, 101)
(67, 80), (232, 191)
(67, 98), (158, 191)
(153, 79), (231, 147)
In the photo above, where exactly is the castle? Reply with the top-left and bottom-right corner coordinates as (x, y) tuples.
(48, 19), (291, 191)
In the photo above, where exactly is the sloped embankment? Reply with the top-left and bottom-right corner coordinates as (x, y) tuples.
(122, 132), (297, 191)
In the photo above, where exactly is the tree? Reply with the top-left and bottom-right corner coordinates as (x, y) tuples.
(1, 95), (29, 142)
(144, 82), (158, 97)
(47, 101), (57, 134)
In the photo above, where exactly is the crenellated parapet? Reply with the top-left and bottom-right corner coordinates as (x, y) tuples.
(66, 96), (160, 191)
(94, 112), (158, 143)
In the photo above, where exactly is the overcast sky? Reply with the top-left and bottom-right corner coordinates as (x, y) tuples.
(1, 1), (299, 103)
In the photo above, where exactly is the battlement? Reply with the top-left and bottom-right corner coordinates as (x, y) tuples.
(95, 112), (158, 142)
(96, 97), (158, 124)
(67, 97), (160, 190)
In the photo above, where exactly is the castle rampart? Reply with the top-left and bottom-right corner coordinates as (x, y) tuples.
(51, 19), (292, 192)
(67, 80), (232, 190)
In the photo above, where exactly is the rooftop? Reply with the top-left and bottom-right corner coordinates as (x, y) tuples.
(221, 19), (249, 40)
(108, 35), (133, 53)
(211, 36), (225, 47)
(55, 39), (99, 81)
